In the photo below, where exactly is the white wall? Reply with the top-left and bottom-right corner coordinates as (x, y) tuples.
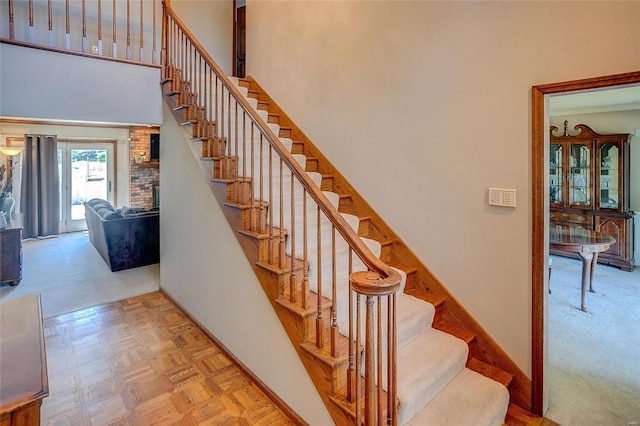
(0, 43), (162, 125)
(159, 104), (333, 425)
(245, 1), (640, 376)
(0, 122), (131, 207)
(169, 0), (233, 76)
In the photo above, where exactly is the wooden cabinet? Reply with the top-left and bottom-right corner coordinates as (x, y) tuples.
(0, 295), (48, 424)
(0, 227), (22, 285)
(550, 121), (634, 271)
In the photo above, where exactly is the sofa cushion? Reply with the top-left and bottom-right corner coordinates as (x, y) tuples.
(86, 198), (109, 208)
(95, 206), (123, 220)
(121, 206), (146, 216)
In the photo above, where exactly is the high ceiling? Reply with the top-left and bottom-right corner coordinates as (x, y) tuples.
(549, 85), (640, 116)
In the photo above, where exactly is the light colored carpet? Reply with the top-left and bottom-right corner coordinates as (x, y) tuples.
(0, 231), (160, 319)
(546, 255), (640, 426)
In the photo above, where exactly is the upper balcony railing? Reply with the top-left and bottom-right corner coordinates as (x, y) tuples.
(1, 0), (161, 67)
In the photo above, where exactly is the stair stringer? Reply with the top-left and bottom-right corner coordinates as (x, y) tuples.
(244, 76), (533, 412)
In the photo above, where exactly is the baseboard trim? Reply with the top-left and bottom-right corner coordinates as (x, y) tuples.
(159, 287), (308, 426)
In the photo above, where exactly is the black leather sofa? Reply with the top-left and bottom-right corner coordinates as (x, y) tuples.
(84, 198), (159, 271)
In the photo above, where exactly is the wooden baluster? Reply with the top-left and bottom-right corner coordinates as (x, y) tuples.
(278, 159), (285, 270)
(112, 0), (117, 57)
(189, 44), (194, 116)
(139, 0), (144, 61)
(355, 294), (362, 426)
(389, 292), (397, 426)
(202, 59), (206, 136)
(8, 0), (14, 40)
(243, 111), (248, 184)
(268, 146), (274, 264)
(152, 0), (157, 64)
(97, 0), (102, 55)
(208, 72), (215, 141)
(227, 91), (231, 177)
(302, 189), (309, 310)
(162, 11), (168, 76)
(289, 176), (296, 303)
(65, 0), (70, 49)
(81, 0), (87, 52)
(47, 0), (53, 46)
(365, 295), (376, 425)
(331, 226), (338, 358)
(315, 205), (323, 349)
(347, 249), (355, 403)
(377, 297), (383, 425)
(28, 0), (34, 42)
(234, 103), (240, 201)
(215, 76), (220, 139)
(220, 80), (225, 149)
(249, 122), (255, 231)
(259, 133), (265, 234)
(181, 25), (184, 75)
(126, 0), (131, 59)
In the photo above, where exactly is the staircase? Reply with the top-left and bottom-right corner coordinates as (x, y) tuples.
(160, 4), (537, 425)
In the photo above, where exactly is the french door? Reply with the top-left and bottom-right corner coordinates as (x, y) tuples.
(58, 142), (115, 233)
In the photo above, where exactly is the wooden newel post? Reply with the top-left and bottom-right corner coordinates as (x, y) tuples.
(350, 270), (401, 426)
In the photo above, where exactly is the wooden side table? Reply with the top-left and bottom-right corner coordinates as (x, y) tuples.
(0, 225), (22, 286)
(0, 294), (49, 424)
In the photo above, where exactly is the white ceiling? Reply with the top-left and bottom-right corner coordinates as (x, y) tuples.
(549, 85), (640, 116)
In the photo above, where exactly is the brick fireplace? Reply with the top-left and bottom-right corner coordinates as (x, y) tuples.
(129, 126), (160, 209)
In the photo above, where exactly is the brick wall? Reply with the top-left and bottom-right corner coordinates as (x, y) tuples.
(129, 126), (160, 209)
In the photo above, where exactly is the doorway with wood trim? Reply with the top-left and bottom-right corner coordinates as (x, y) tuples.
(530, 71), (640, 416)
(233, 0), (246, 78)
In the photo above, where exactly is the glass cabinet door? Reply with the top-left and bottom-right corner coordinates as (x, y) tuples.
(568, 143), (591, 208)
(599, 142), (619, 209)
(549, 144), (563, 205)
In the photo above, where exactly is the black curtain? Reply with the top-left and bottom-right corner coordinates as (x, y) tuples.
(21, 134), (59, 239)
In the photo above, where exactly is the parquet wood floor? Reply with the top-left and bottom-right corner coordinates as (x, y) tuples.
(41, 292), (296, 425)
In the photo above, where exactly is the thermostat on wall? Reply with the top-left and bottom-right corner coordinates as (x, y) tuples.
(488, 188), (516, 208)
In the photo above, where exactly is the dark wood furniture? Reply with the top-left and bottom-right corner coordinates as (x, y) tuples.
(0, 224), (22, 286)
(549, 121), (634, 271)
(550, 225), (615, 312)
(0, 294), (49, 425)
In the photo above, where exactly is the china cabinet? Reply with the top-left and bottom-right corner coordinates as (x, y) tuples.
(549, 121), (634, 271)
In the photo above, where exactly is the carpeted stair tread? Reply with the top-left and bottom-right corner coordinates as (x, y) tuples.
(406, 368), (509, 426)
(385, 292), (435, 349)
(397, 328), (469, 423)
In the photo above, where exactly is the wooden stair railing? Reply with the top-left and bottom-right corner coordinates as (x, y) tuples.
(2, 0), (160, 65)
(162, 1), (403, 424)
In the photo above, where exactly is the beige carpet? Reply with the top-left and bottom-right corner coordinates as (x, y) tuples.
(546, 255), (640, 426)
(0, 231), (160, 318)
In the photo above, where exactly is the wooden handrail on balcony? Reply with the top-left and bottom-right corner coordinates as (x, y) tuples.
(162, 1), (402, 423)
(1, 0), (159, 66)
